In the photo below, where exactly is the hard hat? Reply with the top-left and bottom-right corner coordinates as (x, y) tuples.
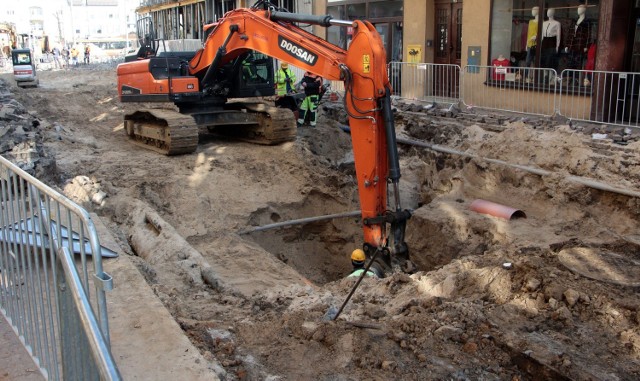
(351, 249), (366, 262)
(281, 62), (288, 68)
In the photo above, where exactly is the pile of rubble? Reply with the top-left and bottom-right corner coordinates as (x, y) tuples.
(0, 79), (56, 179)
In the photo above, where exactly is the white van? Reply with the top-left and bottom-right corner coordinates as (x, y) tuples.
(12, 49), (39, 88)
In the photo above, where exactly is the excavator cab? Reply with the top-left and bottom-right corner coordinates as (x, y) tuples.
(230, 51), (275, 98)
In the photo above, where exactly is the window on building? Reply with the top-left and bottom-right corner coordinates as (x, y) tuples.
(326, 0), (403, 58)
(214, 0), (235, 21)
(275, 0), (296, 13)
(368, 1), (403, 18)
(491, 1), (599, 76)
(327, 5), (347, 48)
(347, 4), (366, 20)
(29, 7), (43, 17)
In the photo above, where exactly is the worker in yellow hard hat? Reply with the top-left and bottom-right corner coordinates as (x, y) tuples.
(274, 61), (299, 118)
(347, 249), (379, 278)
(275, 62), (296, 96)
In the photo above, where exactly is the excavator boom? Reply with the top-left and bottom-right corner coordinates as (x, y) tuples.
(117, 5), (410, 269)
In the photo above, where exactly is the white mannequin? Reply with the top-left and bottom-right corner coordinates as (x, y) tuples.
(576, 5), (586, 26)
(542, 8), (561, 53)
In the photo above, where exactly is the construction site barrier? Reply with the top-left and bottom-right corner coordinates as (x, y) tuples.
(385, 62), (640, 129)
(461, 65), (558, 117)
(559, 69), (640, 129)
(0, 155), (121, 380)
(388, 62), (461, 106)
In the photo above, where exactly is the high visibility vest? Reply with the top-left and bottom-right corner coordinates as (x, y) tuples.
(347, 268), (378, 278)
(275, 68), (296, 95)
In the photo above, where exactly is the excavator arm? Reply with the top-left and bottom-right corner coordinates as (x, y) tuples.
(190, 6), (410, 266)
(120, 5), (411, 269)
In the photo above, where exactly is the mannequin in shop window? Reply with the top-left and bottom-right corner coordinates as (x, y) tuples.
(525, 6), (539, 82)
(566, 5), (590, 85)
(492, 54), (510, 81)
(541, 8), (561, 84)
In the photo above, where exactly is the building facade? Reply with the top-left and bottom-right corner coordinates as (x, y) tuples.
(130, 0), (640, 124)
(2, 0), (136, 49)
(135, 0), (310, 41)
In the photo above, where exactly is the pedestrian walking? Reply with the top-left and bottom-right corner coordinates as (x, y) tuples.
(62, 46), (70, 68)
(52, 47), (61, 69)
(84, 45), (90, 64)
(71, 46), (79, 66)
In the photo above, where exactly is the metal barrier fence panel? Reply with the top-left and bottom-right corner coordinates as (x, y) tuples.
(559, 69), (640, 129)
(277, 61), (640, 129)
(461, 65), (558, 116)
(0, 155), (120, 380)
(388, 62), (461, 105)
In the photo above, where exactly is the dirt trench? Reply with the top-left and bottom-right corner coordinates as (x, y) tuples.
(1, 67), (640, 380)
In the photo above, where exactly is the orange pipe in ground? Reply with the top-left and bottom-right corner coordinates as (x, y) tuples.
(469, 199), (526, 220)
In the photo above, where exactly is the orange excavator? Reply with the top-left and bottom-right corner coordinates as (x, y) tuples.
(117, 1), (410, 273)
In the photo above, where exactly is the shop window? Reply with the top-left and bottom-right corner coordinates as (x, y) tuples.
(368, 1), (403, 18)
(327, 5), (347, 48)
(347, 4), (366, 20)
(490, 1), (599, 85)
(327, 4), (365, 49)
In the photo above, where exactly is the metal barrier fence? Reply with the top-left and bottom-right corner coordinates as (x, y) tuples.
(385, 62), (640, 129)
(388, 62), (461, 105)
(0, 155), (121, 380)
(461, 65), (558, 117)
(559, 69), (640, 129)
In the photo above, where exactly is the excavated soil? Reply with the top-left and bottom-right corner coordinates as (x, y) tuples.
(1, 65), (640, 380)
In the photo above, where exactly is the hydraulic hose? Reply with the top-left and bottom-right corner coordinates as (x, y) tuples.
(201, 25), (238, 88)
(381, 88), (402, 211)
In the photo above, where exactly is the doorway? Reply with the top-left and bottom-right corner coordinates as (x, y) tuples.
(434, 0), (463, 99)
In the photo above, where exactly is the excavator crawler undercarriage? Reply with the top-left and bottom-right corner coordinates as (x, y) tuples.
(123, 103), (297, 155)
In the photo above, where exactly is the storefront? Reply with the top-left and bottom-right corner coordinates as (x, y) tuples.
(467, 1), (640, 122)
(490, 1), (600, 79)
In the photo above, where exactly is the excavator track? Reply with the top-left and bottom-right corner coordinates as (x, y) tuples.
(124, 109), (199, 155)
(123, 103), (295, 155)
(216, 102), (297, 145)
(242, 103), (297, 145)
